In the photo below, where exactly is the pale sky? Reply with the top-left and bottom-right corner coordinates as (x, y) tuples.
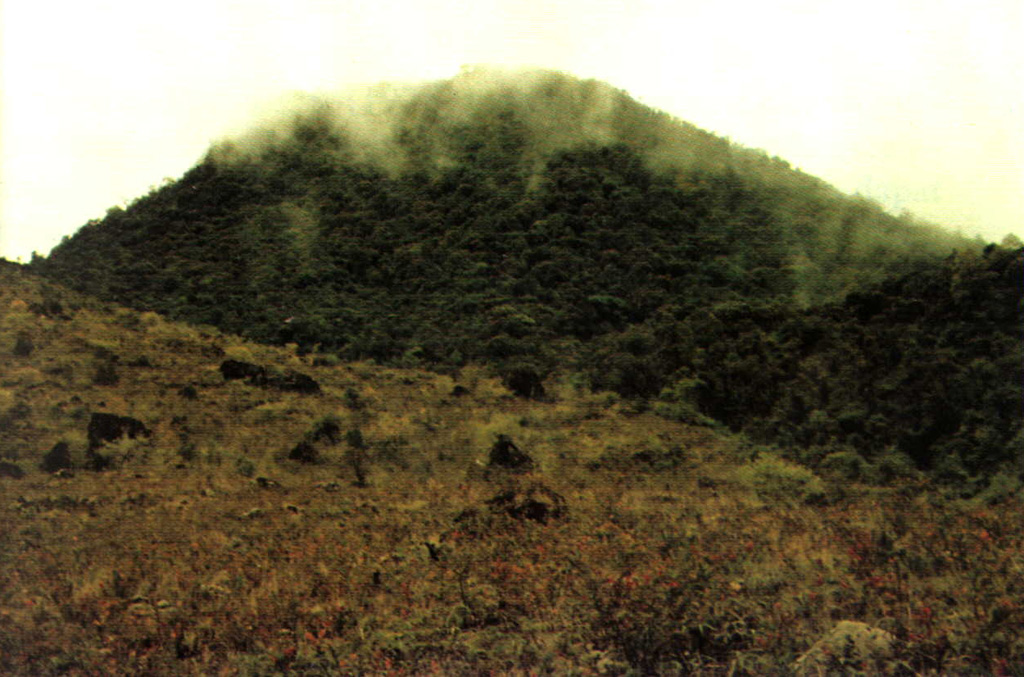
(2, 0), (1022, 261)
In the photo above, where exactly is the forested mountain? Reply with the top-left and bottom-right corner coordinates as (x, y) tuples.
(33, 68), (1020, 479)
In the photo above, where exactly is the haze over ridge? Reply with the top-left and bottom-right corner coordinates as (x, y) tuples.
(2, 0), (1021, 260)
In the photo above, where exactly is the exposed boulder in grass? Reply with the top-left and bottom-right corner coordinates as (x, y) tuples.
(41, 441), (73, 473)
(288, 440), (319, 464)
(488, 435), (533, 473)
(220, 360), (320, 393)
(220, 359), (266, 382)
(793, 621), (898, 676)
(86, 413), (151, 470)
(255, 476), (282, 489)
(450, 385), (470, 398)
(267, 370), (321, 394)
(87, 413), (150, 450)
(0, 461), (25, 479)
(486, 483), (567, 524)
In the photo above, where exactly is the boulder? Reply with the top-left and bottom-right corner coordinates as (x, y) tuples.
(86, 413), (151, 470)
(268, 370), (321, 394)
(288, 441), (319, 463)
(0, 461), (25, 479)
(41, 441), (73, 473)
(220, 359), (266, 382)
(87, 413), (151, 450)
(308, 418), (341, 445)
(488, 435), (533, 472)
(487, 483), (567, 524)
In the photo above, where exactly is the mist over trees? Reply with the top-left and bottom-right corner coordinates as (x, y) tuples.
(34, 68), (1020, 482)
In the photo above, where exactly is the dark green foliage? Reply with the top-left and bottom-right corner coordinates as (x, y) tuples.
(655, 246), (1024, 480)
(500, 363), (547, 399)
(34, 73), (971, 371)
(308, 415), (342, 445)
(30, 70), (1012, 479)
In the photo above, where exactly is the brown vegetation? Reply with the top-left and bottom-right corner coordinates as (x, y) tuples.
(1, 263), (1021, 675)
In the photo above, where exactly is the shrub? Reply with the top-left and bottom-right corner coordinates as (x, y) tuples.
(974, 472), (1022, 505)
(343, 387), (364, 410)
(873, 447), (918, 483)
(654, 379), (716, 426)
(13, 332), (34, 357)
(500, 363), (548, 399)
(92, 359), (119, 386)
(345, 429), (370, 487)
(819, 450), (868, 481)
(737, 453), (826, 505)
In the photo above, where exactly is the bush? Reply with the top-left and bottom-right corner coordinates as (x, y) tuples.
(737, 453), (826, 505)
(654, 378), (715, 426)
(500, 364), (547, 399)
(345, 429), (370, 487)
(819, 450), (868, 481)
(974, 472), (1022, 505)
(92, 359), (119, 386)
(12, 332), (34, 357)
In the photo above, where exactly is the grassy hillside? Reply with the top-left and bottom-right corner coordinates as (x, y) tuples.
(3, 259), (1022, 674)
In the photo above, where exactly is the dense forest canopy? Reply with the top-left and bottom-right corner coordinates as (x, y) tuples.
(33, 68), (1020, 481)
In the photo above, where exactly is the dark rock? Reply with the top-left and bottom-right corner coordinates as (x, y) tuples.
(220, 359), (266, 382)
(220, 360), (320, 393)
(178, 385), (199, 400)
(288, 441), (320, 463)
(86, 413), (151, 470)
(268, 370), (321, 394)
(488, 435), (533, 472)
(487, 484), (567, 524)
(0, 461), (25, 479)
(451, 385), (470, 397)
(41, 441), (73, 473)
(87, 413), (151, 450)
(309, 418), (341, 445)
(255, 476), (281, 489)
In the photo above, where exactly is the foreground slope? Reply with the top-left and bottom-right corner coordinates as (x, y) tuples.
(2, 261), (1023, 675)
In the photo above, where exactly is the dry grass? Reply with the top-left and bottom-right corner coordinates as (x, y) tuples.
(1, 264), (1022, 675)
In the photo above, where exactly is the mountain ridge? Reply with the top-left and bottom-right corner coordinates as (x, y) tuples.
(30, 68), (1019, 478)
